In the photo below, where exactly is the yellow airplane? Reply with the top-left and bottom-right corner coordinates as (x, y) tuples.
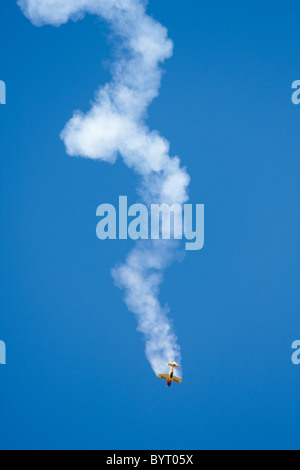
(158, 362), (182, 387)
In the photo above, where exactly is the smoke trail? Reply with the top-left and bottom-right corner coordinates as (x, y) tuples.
(18, 0), (190, 375)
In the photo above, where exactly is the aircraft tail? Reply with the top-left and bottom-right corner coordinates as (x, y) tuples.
(168, 362), (179, 368)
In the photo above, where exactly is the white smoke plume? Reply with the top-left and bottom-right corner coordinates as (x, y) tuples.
(18, 0), (190, 375)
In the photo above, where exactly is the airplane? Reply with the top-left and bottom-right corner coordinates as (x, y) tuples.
(158, 362), (182, 387)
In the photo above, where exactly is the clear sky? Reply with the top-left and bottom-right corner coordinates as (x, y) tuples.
(0, 0), (299, 450)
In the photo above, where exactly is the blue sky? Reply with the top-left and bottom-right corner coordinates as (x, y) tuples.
(0, 0), (299, 450)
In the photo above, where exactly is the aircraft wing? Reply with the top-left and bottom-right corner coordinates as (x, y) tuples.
(172, 376), (182, 384)
(158, 374), (169, 381)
